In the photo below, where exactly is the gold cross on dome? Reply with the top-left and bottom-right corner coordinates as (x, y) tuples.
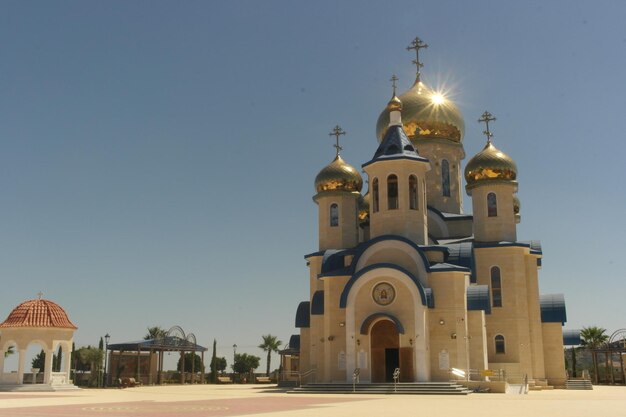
(406, 36), (428, 79)
(390, 74), (399, 95)
(478, 111), (496, 142)
(329, 125), (346, 155)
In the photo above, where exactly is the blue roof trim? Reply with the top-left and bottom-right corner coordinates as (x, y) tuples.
(363, 124), (429, 165)
(425, 288), (435, 308)
(321, 250), (348, 273)
(362, 154), (429, 168)
(339, 263), (428, 308)
(428, 205), (473, 222)
(474, 240), (543, 255)
(563, 329), (582, 346)
(359, 313), (405, 335)
(288, 334), (301, 350)
(349, 234), (432, 274)
(467, 285), (491, 314)
(540, 294), (567, 325)
(445, 242), (476, 283)
(311, 290), (324, 315)
(295, 301), (310, 328)
(429, 262), (471, 272)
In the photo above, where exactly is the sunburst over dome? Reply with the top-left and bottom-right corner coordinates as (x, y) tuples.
(376, 78), (465, 143)
(464, 140), (517, 190)
(314, 154), (363, 194)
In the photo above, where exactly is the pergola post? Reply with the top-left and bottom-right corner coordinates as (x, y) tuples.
(136, 350), (141, 382)
(148, 349), (153, 385)
(201, 351), (205, 384)
(180, 351), (185, 384)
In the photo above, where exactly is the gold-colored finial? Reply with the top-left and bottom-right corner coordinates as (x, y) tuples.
(406, 36), (428, 81)
(328, 125), (346, 156)
(390, 74), (399, 96)
(478, 111), (496, 143)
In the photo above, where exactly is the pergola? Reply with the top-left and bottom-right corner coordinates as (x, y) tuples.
(591, 329), (626, 385)
(106, 326), (207, 385)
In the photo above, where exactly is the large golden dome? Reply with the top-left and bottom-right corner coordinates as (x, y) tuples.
(464, 140), (517, 190)
(376, 78), (464, 143)
(315, 154), (363, 194)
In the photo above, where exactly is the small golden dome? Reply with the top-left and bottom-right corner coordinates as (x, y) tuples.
(358, 191), (370, 222)
(464, 140), (517, 189)
(315, 154), (363, 194)
(376, 78), (464, 143)
(386, 95), (403, 113)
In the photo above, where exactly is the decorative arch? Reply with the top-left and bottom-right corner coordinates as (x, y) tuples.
(360, 313), (405, 335)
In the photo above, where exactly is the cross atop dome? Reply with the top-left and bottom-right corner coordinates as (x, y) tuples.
(390, 74), (399, 96)
(478, 111), (496, 143)
(329, 125), (346, 156)
(406, 36), (428, 81)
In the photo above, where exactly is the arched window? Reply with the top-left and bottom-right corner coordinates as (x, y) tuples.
(441, 159), (450, 197)
(330, 203), (339, 227)
(487, 192), (498, 217)
(491, 266), (502, 307)
(495, 335), (505, 354)
(372, 178), (379, 213)
(409, 175), (418, 210)
(387, 174), (398, 210)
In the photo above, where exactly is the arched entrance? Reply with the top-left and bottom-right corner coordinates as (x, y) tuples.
(370, 320), (399, 382)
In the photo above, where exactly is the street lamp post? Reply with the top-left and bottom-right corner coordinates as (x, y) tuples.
(104, 333), (110, 388)
(232, 344), (237, 382)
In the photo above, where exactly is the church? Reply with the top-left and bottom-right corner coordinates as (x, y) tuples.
(289, 37), (567, 386)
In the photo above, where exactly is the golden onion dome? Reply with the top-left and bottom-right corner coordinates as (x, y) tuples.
(386, 95), (403, 113)
(315, 154), (363, 194)
(376, 78), (464, 143)
(464, 140), (517, 189)
(358, 191), (370, 222)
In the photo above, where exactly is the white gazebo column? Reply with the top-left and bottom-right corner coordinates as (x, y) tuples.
(0, 349), (5, 382)
(17, 349), (27, 384)
(63, 343), (72, 379)
(44, 349), (54, 384)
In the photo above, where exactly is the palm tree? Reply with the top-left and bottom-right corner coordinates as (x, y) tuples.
(258, 334), (282, 377)
(4, 346), (15, 358)
(144, 326), (167, 340)
(580, 326), (608, 383)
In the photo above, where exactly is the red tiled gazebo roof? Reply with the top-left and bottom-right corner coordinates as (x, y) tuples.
(0, 298), (77, 329)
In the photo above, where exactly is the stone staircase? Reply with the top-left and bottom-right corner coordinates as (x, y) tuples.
(291, 382), (472, 395)
(0, 384), (81, 392)
(565, 379), (593, 390)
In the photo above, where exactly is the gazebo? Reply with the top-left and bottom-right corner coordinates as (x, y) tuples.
(0, 295), (77, 390)
(106, 326), (207, 385)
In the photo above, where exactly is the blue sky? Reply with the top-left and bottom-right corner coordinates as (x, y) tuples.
(1, 0), (625, 369)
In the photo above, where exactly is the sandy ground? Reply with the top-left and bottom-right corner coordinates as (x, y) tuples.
(0, 384), (624, 417)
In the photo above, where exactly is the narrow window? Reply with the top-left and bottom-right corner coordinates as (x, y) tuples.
(409, 175), (418, 210)
(330, 203), (339, 227)
(491, 266), (502, 307)
(487, 192), (498, 217)
(372, 178), (379, 213)
(387, 174), (398, 210)
(495, 335), (505, 354)
(442, 159), (450, 197)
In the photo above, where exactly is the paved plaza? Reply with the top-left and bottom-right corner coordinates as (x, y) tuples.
(0, 385), (625, 417)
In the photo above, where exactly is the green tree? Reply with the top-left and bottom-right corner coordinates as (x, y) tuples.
(31, 349), (60, 371)
(233, 353), (260, 379)
(211, 356), (227, 373)
(76, 347), (105, 387)
(581, 326), (609, 383)
(258, 335), (282, 376)
(144, 326), (167, 340)
(177, 352), (204, 373)
(210, 339), (217, 383)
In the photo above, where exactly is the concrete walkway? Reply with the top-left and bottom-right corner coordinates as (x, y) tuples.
(0, 384), (624, 417)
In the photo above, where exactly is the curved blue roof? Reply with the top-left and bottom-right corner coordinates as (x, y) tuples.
(339, 263), (428, 308)
(445, 242), (476, 282)
(540, 294), (567, 325)
(467, 285), (491, 314)
(563, 329), (581, 346)
(311, 290), (324, 315)
(359, 312), (405, 335)
(295, 301), (310, 328)
(288, 334), (301, 350)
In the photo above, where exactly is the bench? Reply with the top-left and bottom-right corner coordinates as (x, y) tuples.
(119, 377), (142, 388)
(217, 376), (233, 384)
(256, 376), (272, 384)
